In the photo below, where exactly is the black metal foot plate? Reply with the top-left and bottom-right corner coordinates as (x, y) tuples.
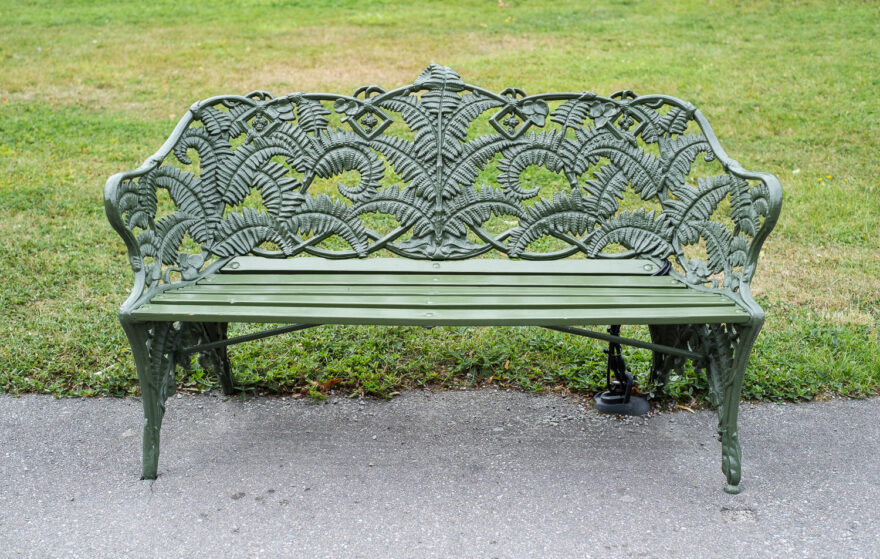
(594, 392), (650, 416)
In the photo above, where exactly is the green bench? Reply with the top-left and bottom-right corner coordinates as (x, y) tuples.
(104, 65), (781, 493)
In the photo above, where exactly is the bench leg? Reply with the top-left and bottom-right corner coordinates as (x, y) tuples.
(703, 321), (762, 495)
(196, 322), (234, 395)
(649, 321), (761, 493)
(120, 316), (181, 480)
(648, 324), (687, 390)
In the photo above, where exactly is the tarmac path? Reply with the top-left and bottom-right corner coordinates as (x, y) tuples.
(1, 391), (878, 558)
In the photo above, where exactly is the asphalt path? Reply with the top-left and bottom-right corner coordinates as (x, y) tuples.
(1, 391), (878, 558)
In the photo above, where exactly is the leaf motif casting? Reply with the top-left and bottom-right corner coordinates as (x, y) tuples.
(107, 64), (781, 296)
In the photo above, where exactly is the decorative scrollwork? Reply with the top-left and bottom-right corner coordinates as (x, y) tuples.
(105, 64), (781, 301)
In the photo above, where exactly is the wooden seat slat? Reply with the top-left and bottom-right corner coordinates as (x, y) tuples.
(222, 256), (663, 276)
(132, 302), (748, 325)
(171, 284), (700, 297)
(152, 292), (733, 310)
(202, 272), (685, 289)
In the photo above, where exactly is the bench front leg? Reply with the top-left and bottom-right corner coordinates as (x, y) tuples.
(120, 316), (181, 480)
(650, 321), (761, 493)
(703, 320), (762, 494)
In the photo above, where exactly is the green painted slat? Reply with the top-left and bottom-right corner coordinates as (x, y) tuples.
(173, 284), (699, 297)
(132, 303), (748, 325)
(222, 256), (662, 276)
(203, 272), (684, 288)
(152, 292), (733, 309)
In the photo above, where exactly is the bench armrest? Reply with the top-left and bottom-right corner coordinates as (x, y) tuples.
(679, 110), (783, 306)
(104, 111), (199, 313)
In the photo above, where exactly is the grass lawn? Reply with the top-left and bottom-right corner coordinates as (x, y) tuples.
(0, 0), (877, 402)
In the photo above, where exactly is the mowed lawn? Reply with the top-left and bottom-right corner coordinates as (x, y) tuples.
(0, 0), (877, 401)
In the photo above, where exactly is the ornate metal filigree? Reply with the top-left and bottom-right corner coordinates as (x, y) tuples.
(105, 64), (782, 311)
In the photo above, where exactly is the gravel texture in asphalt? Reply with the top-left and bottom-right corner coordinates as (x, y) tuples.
(1, 391), (878, 558)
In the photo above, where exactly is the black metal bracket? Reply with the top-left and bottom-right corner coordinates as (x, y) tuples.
(604, 325), (627, 399)
(593, 324), (650, 415)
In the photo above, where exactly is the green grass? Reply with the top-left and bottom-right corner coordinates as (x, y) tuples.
(1, 0), (878, 402)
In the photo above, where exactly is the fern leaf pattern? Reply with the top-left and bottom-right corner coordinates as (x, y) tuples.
(118, 177), (156, 231)
(110, 65), (778, 293)
(660, 134), (714, 192)
(283, 194), (369, 257)
(583, 164), (627, 223)
(664, 175), (734, 245)
(353, 185), (434, 238)
(499, 131), (568, 200)
(587, 210), (674, 259)
(550, 98), (592, 130)
(508, 188), (591, 257)
(212, 208), (290, 257)
(292, 97), (330, 134)
(445, 186), (525, 238)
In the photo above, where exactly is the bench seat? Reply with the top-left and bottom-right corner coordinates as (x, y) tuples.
(132, 257), (748, 326)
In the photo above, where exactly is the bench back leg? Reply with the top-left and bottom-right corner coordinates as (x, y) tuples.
(120, 316), (180, 480)
(194, 322), (234, 396)
(648, 324), (687, 389)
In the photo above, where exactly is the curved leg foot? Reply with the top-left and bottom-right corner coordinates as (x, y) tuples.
(720, 424), (743, 493)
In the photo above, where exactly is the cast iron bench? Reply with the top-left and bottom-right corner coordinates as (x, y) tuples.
(104, 65), (781, 493)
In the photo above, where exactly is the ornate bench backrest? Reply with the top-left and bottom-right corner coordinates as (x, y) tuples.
(106, 64), (781, 301)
